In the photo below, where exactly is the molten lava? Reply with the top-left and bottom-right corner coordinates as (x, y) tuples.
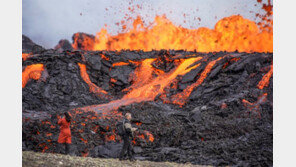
(73, 15), (272, 53)
(112, 62), (130, 67)
(22, 64), (44, 88)
(171, 56), (224, 106)
(22, 53), (31, 61)
(257, 64), (273, 89)
(78, 63), (111, 99)
(72, 33), (95, 50)
(122, 57), (203, 103)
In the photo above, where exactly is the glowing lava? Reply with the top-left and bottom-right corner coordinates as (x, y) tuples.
(171, 56), (224, 106)
(22, 53), (31, 61)
(22, 64), (44, 88)
(257, 64), (273, 89)
(122, 57), (203, 102)
(73, 15), (272, 53)
(77, 56), (203, 112)
(78, 63), (111, 99)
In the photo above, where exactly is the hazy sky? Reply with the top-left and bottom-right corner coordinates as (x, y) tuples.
(23, 0), (268, 48)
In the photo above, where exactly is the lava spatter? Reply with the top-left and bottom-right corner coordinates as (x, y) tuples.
(22, 64), (44, 88)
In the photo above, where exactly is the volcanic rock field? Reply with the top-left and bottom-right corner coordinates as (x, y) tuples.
(22, 36), (273, 166)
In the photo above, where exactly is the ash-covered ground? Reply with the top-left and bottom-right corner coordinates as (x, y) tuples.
(22, 35), (273, 166)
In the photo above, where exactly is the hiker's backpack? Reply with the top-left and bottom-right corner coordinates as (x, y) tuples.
(116, 119), (126, 136)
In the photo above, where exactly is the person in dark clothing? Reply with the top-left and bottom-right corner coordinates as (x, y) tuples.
(119, 113), (137, 161)
(57, 112), (72, 155)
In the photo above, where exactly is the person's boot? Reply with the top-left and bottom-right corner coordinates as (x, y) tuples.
(127, 148), (135, 161)
(119, 151), (126, 161)
(119, 141), (127, 160)
(65, 143), (70, 155)
(129, 157), (136, 161)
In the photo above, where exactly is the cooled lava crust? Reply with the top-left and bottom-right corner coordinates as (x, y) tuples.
(22, 49), (273, 166)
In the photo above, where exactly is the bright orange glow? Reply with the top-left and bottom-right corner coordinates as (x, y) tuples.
(78, 63), (110, 99)
(74, 15), (272, 53)
(138, 134), (145, 140)
(72, 33), (95, 50)
(145, 131), (154, 142)
(112, 62), (130, 67)
(76, 56), (212, 112)
(106, 134), (116, 142)
(22, 64), (44, 88)
(100, 54), (110, 61)
(22, 53), (31, 60)
(110, 78), (117, 83)
(257, 64), (273, 89)
(171, 57), (224, 106)
(122, 57), (203, 102)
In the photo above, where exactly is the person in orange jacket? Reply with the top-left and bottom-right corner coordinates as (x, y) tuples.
(57, 112), (72, 154)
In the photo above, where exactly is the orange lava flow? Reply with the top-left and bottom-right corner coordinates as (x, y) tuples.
(22, 64), (44, 88)
(22, 53), (31, 60)
(112, 62), (130, 67)
(77, 63), (110, 98)
(122, 57), (203, 102)
(75, 15), (272, 53)
(100, 54), (110, 61)
(257, 64), (273, 89)
(76, 57), (203, 113)
(171, 57), (224, 106)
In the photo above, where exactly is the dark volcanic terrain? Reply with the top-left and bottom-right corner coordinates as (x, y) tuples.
(22, 38), (273, 166)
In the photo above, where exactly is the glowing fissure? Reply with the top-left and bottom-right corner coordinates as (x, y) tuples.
(112, 62), (130, 67)
(78, 56), (206, 112)
(122, 57), (203, 102)
(257, 64), (273, 89)
(78, 63), (111, 99)
(171, 57), (224, 106)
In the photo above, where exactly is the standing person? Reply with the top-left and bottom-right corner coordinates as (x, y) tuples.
(119, 113), (137, 161)
(57, 112), (72, 155)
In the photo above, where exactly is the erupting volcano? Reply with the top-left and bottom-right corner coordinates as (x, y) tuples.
(73, 15), (272, 53)
(22, 1), (273, 166)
